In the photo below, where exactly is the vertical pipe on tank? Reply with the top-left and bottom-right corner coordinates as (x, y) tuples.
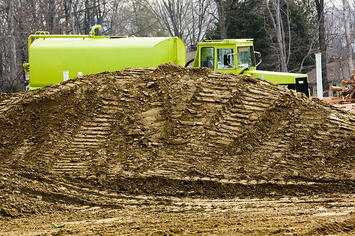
(315, 52), (323, 99)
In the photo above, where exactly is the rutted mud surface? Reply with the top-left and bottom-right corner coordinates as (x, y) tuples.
(0, 193), (354, 235)
(0, 64), (354, 234)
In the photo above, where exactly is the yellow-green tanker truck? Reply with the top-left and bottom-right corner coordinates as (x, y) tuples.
(24, 25), (309, 96)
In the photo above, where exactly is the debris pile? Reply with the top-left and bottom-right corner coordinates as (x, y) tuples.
(327, 69), (355, 113)
(330, 70), (355, 102)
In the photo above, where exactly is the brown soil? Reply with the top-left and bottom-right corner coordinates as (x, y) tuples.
(0, 63), (354, 234)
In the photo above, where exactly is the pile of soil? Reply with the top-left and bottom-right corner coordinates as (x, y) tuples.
(0, 63), (354, 218)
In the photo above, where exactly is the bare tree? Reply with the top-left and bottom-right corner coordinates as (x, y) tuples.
(186, 0), (216, 46)
(145, 0), (191, 41)
(0, 0), (19, 91)
(343, 0), (353, 76)
(8, 0), (17, 88)
(0, 0), (6, 90)
(266, 0), (290, 72)
(109, 0), (166, 37)
(140, 0), (215, 45)
(315, 0), (328, 91)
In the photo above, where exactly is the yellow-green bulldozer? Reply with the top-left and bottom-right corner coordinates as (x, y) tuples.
(24, 25), (309, 96)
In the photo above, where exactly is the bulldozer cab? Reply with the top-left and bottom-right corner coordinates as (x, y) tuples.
(193, 39), (257, 74)
(193, 39), (309, 97)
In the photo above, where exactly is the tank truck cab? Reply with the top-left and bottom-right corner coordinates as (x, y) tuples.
(192, 39), (310, 97)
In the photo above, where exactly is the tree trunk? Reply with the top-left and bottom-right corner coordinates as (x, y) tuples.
(8, 0), (17, 87)
(84, 0), (91, 34)
(315, 0), (328, 93)
(214, 0), (227, 39)
(48, 0), (57, 33)
(266, 0), (288, 72)
(274, 0), (287, 71)
(0, 46), (2, 89)
(343, 0), (353, 77)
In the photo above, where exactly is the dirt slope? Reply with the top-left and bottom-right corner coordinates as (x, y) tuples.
(0, 63), (354, 219)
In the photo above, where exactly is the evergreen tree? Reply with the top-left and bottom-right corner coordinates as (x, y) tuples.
(267, 0), (315, 72)
(209, 0), (316, 72)
(226, 0), (271, 70)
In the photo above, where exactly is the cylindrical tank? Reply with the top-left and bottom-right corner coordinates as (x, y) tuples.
(28, 36), (186, 89)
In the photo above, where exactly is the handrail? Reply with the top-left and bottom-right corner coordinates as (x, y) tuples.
(90, 25), (102, 37)
(28, 25), (107, 49)
(34, 31), (50, 35)
(205, 39), (253, 43)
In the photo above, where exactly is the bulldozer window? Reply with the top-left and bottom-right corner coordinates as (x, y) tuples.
(201, 47), (214, 69)
(217, 48), (235, 69)
(238, 46), (255, 68)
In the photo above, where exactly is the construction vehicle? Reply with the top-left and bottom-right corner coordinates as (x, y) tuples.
(191, 40), (309, 96)
(24, 25), (309, 96)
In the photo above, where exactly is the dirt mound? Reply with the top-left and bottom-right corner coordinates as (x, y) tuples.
(306, 216), (355, 235)
(0, 64), (354, 218)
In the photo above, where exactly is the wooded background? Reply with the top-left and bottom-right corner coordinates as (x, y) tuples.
(0, 0), (353, 93)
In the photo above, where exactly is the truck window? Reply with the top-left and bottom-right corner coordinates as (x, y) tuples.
(217, 48), (235, 69)
(238, 46), (255, 68)
(201, 47), (214, 69)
